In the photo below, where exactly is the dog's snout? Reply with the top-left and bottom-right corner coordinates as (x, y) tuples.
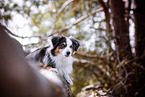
(66, 51), (70, 55)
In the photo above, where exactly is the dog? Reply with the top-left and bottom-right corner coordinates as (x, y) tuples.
(26, 36), (80, 85)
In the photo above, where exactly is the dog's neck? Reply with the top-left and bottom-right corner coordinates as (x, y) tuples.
(50, 53), (73, 76)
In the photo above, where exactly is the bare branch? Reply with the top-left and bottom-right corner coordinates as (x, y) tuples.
(98, 0), (107, 12)
(76, 52), (112, 59)
(74, 58), (97, 65)
(50, 0), (74, 35)
(0, 24), (55, 39)
(0, 24), (40, 39)
(74, 58), (113, 82)
(54, 7), (103, 33)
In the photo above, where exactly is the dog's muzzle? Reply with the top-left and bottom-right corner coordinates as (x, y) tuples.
(65, 51), (70, 57)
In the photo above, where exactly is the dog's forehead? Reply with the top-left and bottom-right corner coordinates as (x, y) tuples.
(56, 37), (66, 45)
(60, 37), (66, 42)
(66, 38), (72, 46)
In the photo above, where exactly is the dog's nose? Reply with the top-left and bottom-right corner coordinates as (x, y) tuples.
(66, 51), (70, 55)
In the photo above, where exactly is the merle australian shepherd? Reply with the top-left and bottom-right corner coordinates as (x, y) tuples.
(26, 36), (80, 85)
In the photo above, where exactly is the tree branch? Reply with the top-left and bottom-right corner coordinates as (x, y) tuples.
(74, 58), (113, 83)
(0, 24), (40, 39)
(49, 0), (74, 35)
(76, 52), (112, 60)
(0, 24), (55, 40)
(54, 7), (103, 33)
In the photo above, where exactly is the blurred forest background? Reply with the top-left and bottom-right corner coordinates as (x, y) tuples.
(1, 0), (145, 96)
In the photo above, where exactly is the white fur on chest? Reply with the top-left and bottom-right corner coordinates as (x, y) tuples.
(51, 54), (74, 85)
(52, 54), (73, 76)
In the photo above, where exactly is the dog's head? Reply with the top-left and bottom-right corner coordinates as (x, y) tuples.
(51, 36), (80, 57)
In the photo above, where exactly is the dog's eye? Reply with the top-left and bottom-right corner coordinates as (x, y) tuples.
(60, 44), (64, 47)
(70, 45), (72, 48)
(62, 44), (66, 46)
(59, 43), (66, 49)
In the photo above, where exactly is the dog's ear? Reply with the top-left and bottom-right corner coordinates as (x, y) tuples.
(51, 36), (65, 56)
(51, 36), (60, 47)
(51, 36), (65, 47)
(70, 38), (80, 51)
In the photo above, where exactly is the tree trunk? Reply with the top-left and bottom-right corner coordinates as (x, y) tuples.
(109, 0), (134, 96)
(134, 0), (145, 66)
(110, 0), (133, 60)
(134, 0), (145, 96)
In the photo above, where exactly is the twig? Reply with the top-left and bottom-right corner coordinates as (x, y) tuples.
(54, 7), (103, 33)
(0, 24), (42, 39)
(74, 58), (112, 81)
(133, 62), (145, 71)
(110, 72), (134, 93)
(0, 24), (55, 39)
(135, 84), (145, 96)
(76, 52), (112, 60)
(74, 58), (96, 65)
(50, 0), (74, 35)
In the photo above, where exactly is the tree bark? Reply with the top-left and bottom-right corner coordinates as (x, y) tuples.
(134, 0), (145, 66)
(110, 0), (133, 60)
(134, 0), (145, 96)
(109, 1), (135, 96)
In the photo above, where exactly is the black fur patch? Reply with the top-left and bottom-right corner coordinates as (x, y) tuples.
(26, 46), (49, 62)
(51, 36), (66, 56)
(70, 38), (80, 51)
(44, 53), (56, 68)
(26, 46), (56, 67)
(37, 47), (49, 62)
